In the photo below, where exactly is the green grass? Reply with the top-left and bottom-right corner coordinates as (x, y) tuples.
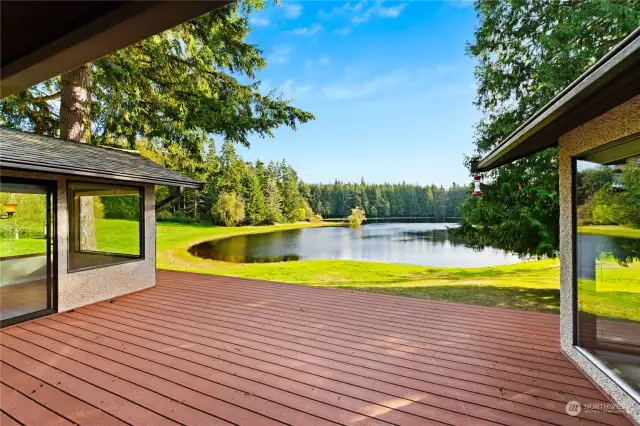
(1, 218), (140, 257)
(157, 221), (338, 264)
(158, 222), (639, 321)
(0, 237), (46, 257)
(5, 220), (638, 321)
(93, 219), (140, 255)
(578, 225), (640, 239)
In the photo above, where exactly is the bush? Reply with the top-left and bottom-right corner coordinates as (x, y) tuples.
(309, 214), (323, 223)
(293, 207), (307, 222)
(156, 210), (174, 221)
(156, 210), (198, 224)
(347, 206), (366, 228)
(100, 194), (139, 220)
(214, 192), (245, 226)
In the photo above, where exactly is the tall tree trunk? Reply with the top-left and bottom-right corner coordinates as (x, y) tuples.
(60, 65), (91, 142)
(61, 64), (96, 250)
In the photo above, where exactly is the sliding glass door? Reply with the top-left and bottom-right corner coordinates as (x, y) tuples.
(0, 177), (56, 327)
(574, 137), (640, 397)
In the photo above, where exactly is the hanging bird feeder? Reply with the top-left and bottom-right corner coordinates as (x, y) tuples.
(472, 175), (483, 197)
(1, 203), (16, 219)
(611, 167), (624, 192)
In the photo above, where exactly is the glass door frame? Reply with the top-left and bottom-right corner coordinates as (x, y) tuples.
(571, 155), (640, 404)
(0, 175), (57, 328)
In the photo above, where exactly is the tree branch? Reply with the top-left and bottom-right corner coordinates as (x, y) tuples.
(31, 91), (62, 103)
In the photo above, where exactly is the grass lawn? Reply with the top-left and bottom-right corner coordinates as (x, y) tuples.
(158, 222), (639, 321)
(578, 225), (640, 239)
(5, 220), (637, 320)
(0, 237), (46, 257)
(93, 219), (141, 255)
(0, 218), (140, 257)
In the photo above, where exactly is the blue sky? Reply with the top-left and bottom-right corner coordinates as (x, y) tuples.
(237, 0), (479, 187)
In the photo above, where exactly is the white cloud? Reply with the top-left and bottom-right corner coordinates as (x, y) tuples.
(291, 23), (323, 36)
(318, 2), (364, 20)
(322, 66), (446, 100)
(376, 3), (406, 18)
(319, 1), (407, 26)
(323, 70), (413, 100)
(269, 47), (291, 64)
(282, 3), (303, 19)
(282, 80), (313, 99)
(305, 56), (331, 69)
(334, 26), (352, 36)
(249, 16), (270, 27)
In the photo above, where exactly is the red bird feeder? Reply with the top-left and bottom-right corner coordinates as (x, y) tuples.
(472, 175), (483, 197)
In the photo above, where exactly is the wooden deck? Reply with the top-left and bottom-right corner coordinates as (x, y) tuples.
(0, 269), (633, 426)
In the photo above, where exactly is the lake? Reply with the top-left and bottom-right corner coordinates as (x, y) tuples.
(188, 222), (524, 267)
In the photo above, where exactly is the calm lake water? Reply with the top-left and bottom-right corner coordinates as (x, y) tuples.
(188, 223), (524, 267)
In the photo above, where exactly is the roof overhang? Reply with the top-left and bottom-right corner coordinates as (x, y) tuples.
(0, 161), (204, 189)
(0, 127), (204, 189)
(476, 28), (640, 172)
(1, 1), (229, 98)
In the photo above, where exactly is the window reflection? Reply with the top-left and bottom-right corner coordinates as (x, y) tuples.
(576, 146), (640, 394)
(68, 182), (143, 271)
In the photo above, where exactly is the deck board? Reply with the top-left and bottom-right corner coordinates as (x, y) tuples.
(0, 269), (633, 426)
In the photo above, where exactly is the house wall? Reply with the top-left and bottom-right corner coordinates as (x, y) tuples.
(558, 93), (640, 422)
(0, 169), (156, 312)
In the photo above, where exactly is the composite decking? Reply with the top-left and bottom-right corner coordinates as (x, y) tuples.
(0, 269), (633, 426)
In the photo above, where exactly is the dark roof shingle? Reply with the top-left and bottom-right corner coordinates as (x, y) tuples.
(0, 127), (202, 188)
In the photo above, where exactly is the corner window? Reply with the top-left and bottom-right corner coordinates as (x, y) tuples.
(574, 135), (640, 395)
(68, 182), (144, 271)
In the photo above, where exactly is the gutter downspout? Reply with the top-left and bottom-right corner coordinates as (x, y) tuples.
(156, 186), (184, 211)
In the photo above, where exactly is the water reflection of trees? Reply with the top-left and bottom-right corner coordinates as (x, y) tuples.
(188, 231), (302, 263)
(398, 230), (468, 246)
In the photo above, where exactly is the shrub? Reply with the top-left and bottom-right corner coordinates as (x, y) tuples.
(347, 206), (366, 228)
(293, 207), (307, 222)
(156, 210), (174, 221)
(214, 192), (245, 226)
(309, 214), (323, 223)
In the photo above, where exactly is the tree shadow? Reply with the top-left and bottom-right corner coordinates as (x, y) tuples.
(334, 285), (561, 314)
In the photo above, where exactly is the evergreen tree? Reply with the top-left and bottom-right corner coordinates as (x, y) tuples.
(458, 0), (640, 257)
(263, 176), (284, 224)
(433, 186), (449, 221)
(218, 140), (244, 194)
(242, 166), (268, 225)
(279, 161), (306, 222)
(1, 1), (314, 159)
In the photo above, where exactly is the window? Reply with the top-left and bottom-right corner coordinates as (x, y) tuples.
(574, 136), (640, 396)
(68, 182), (144, 271)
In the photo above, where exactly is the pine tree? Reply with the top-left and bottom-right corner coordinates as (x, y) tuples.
(1, 2), (314, 157)
(263, 176), (283, 224)
(458, 0), (640, 256)
(243, 166), (268, 225)
(279, 162), (305, 222)
(218, 140), (244, 194)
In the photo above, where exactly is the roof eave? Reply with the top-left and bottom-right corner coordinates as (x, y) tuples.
(1, 1), (230, 98)
(0, 161), (204, 190)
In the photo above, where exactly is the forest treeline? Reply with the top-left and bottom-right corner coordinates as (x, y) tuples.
(307, 182), (468, 220)
(149, 139), (469, 226)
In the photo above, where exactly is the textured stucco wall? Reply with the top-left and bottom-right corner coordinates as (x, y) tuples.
(0, 170), (156, 312)
(558, 94), (640, 422)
